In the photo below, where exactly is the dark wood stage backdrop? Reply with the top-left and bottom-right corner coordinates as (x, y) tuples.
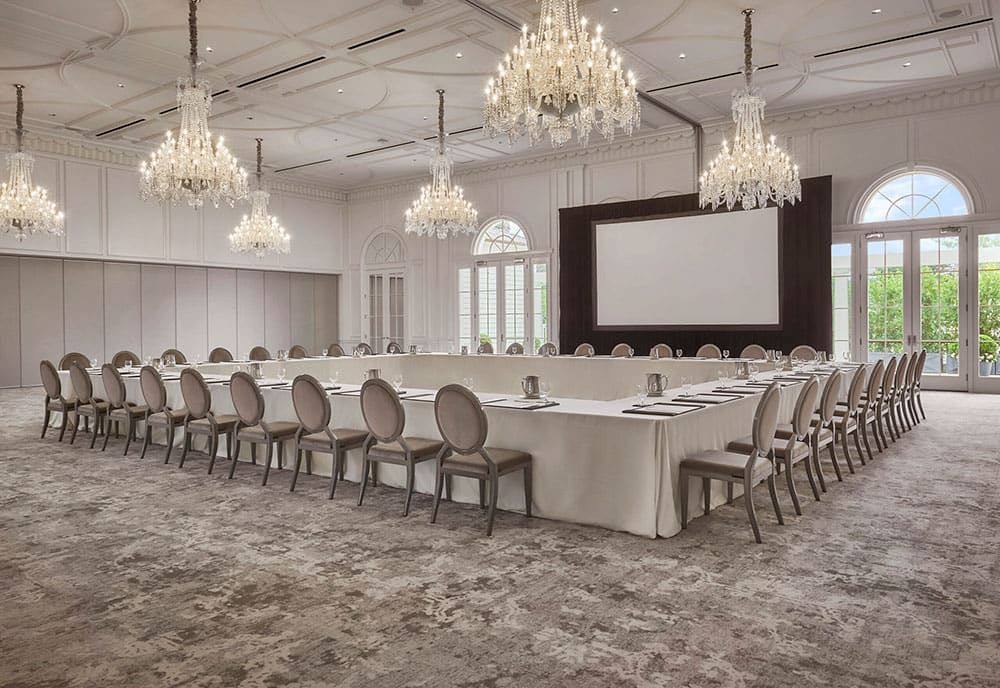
(558, 175), (832, 356)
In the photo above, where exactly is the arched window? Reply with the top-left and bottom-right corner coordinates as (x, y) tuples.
(859, 169), (971, 224)
(365, 231), (404, 265)
(474, 218), (529, 255)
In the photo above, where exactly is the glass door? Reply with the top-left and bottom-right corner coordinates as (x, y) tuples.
(367, 270), (404, 352)
(866, 235), (907, 363)
(973, 231), (1000, 392)
(475, 260), (527, 352)
(914, 230), (966, 389)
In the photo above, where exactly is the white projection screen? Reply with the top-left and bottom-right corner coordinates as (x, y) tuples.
(594, 207), (780, 328)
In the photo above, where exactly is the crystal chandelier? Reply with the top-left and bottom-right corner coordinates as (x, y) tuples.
(0, 84), (64, 241)
(229, 139), (290, 258)
(404, 90), (478, 239)
(699, 9), (801, 211)
(139, 0), (248, 208)
(483, 0), (640, 148)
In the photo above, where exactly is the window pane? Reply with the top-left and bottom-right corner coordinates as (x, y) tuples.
(504, 263), (525, 346)
(867, 240), (905, 362)
(831, 243), (852, 361)
(474, 219), (529, 255)
(478, 266), (498, 347)
(919, 237), (960, 374)
(979, 234), (1000, 377)
(860, 171), (969, 224)
(532, 261), (549, 351)
(458, 268), (472, 352)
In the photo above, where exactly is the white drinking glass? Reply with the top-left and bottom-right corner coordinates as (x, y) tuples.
(681, 376), (693, 396)
(448, 343), (455, 355)
(392, 373), (403, 392)
(723, 349), (730, 360)
(635, 383), (648, 407)
(277, 366), (286, 383)
(322, 348), (329, 357)
(329, 370), (340, 387)
(540, 381), (551, 402)
(90, 358), (98, 369)
(676, 349), (684, 359)
(749, 363), (760, 382)
(462, 376), (474, 391)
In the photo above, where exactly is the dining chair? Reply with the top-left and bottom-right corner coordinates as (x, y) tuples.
(228, 372), (299, 485)
(679, 383), (784, 543)
(650, 343), (673, 358)
(537, 342), (557, 356)
(877, 357), (898, 445)
(859, 359), (886, 456)
(68, 363), (109, 449)
(912, 349), (927, 420)
(740, 344), (767, 359)
(358, 378), (444, 516)
(891, 352), (910, 435)
(477, 342), (494, 354)
(139, 365), (187, 463)
(249, 346), (271, 361)
(327, 343), (346, 357)
(832, 365), (869, 472)
(39, 359), (73, 442)
(178, 368), (239, 473)
(355, 342), (374, 356)
(112, 350), (141, 368)
(505, 342), (524, 355)
(386, 341), (403, 354)
(573, 343), (595, 357)
(789, 344), (818, 361)
(209, 347), (234, 363)
(896, 352), (916, 430)
(902, 352), (920, 426)
(100, 364), (147, 455)
(289, 374), (367, 497)
(288, 344), (308, 359)
(161, 348), (187, 365)
(696, 343), (722, 358)
(610, 343), (633, 358)
(59, 352), (90, 371)
(777, 367), (843, 490)
(729, 377), (821, 515)
(431, 384), (533, 536)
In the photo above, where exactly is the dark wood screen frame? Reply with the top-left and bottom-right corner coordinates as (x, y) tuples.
(558, 175), (832, 356)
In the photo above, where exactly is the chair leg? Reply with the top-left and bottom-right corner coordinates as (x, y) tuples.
(357, 457), (371, 506)
(164, 424), (175, 464)
(179, 431), (191, 467)
(871, 416), (884, 452)
(41, 407), (51, 438)
(743, 474), (761, 543)
(251, 443), (257, 465)
(431, 467), (445, 523)
(485, 474), (498, 536)
(123, 417), (134, 456)
(726, 482), (734, 505)
(290, 445), (303, 492)
(812, 439), (827, 493)
(261, 441), (274, 486)
(101, 416), (113, 451)
(803, 455), (820, 501)
(917, 392), (926, 420)
(277, 441), (284, 470)
(89, 413), (100, 449)
(57, 411), (68, 442)
(702, 477), (711, 516)
(207, 432), (219, 475)
(328, 450), (342, 499)
(478, 479), (486, 510)
(767, 475), (784, 526)
(228, 439), (241, 479)
(840, 425), (856, 474)
(784, 458), (802, 515)
(445, 474), (452, 502)
(523, 465), (532, 518)
(852, 428), (867, 466)
(402, 458), (415, 516)
(140, 425), (152, 458)
(306, 450), (312, 476)
(888, 399), (901, 438)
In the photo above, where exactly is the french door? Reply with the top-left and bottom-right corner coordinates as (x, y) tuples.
(459, 257), (549, 353)
(972, 230), (1000, 392)
(367, 271), (404, 353)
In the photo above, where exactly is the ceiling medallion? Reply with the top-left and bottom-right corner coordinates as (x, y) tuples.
(0, 84), (65, 241)
(404, 89), (478, 239)
(699, 8), (801, 211)
(229, 139), (290, 258)
(139, 0), (248, 208)
(483, 0), (640, 148)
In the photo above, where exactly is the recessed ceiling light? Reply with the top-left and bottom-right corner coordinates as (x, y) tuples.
(48, 113), (57, 117)
(205, 46), (214, 52)
(337, 88), (344, 94)
(612, 7), (619, 13)
(871, 8), (882, 14)
(679, 52), (686, 59)
(902, 61), (912, 67)
(455, 52), (463, 58)
(117, 82), (125, 88)
(246, 115), (254, 120)
(423, 116), (428, 120)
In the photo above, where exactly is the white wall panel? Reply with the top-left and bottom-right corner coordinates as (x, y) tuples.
(169, 205), (202, 263)
(140, 264), (176, 359)
(107, 168), (166, 259)
(236, 269), (265, 356)
(278, 195), (342, 271)
(314, 274), (339, 351)
(175, 266), (208, 361)
(264, 271), (291, 352)
(64, 162), (103, 255)
(640, 151), (697, 198)
(19, 258), (63, 385)
(589, 160), (639, 204)
(103, 262), (141, 362)
(289, 273), (316, 352)
(206, 268), (238, 358)
(0, 258), (21, 387)
(63, 260), (105, 361)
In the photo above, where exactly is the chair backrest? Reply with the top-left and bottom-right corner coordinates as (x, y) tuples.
(101, 364), (127, 408)
(915, 349), (927, 383)
(386, 341), (402, 354)
(790, 344), (818, 361)
(230, 372), (265, 426)
(356, 342), (374, 356)
(59, 352), (90, 371)
(180, 368), (212, 420)
(360, 378), (405, 443)
(505, 342), (524, 355)
(291, 374), (332, 434)
(161, 348), (187, 364)
(751, 383), (782, 455)
(112, 350), (140, 368)
(139, 365), (168, 413)
(651, 343), (673, 358)
(573, 343), (595, 357)
(791, 376), (821, 437)
(740, 344), (767, 359)
(846, 364), (867, 410)
(477, 341), (494, 354)
(896, 352), (910, 388)
(538, 342), (558, 356)
(881, 356), (896, 392)
(39, 360), (61, 399)
(865, 359), (885, 404)
(904, 351), (919, 387)
(69, 363), (93, 404)
(696, 343), (722, 358)
(288, 344), (308, 359)
(819, 369), (843, 422)
(327, 343), (346, 357)
(209, 346), (234, 363)
(249, 346), (271, 361)
(435, 384), (489, 455)
(610, 342), (633, 358)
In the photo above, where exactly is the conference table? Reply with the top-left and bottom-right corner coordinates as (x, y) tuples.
(58, 353), (866, 539)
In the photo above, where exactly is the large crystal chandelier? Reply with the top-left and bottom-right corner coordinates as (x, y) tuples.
(483, 0), (640, 148)
(404, 90), (478, 239)
(229, 139), (290, 258)
(0, 84), (64, 241)
(699, 9), (801, 211)
(139, 0), (248, 208)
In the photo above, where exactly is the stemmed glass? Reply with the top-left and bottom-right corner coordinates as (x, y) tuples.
(676, 348), (684, 359)
(392, 373), (404, 393)
(722, 349), (730, 360)
(681, 376), (693, 396)
(635, 383), (648, 407)
(322, 348), (329, 357)
(329, 370), (340, 388)
(462, 376), (474, 391)
(749, 363), (760, 382)
(277, 366), (286, 383)
(718, 370), (730, 389)
(90, 358), (99, 370)
(540, 381), (551, 402)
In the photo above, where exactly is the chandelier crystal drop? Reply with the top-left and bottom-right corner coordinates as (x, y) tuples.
(405, 89), (478, 240)
(0, 84), (65, 241)
(229, 139), (290, 258)
(139, 0), (248, 208)
(699, 8), (801, 211)
(483, 0), (640, 148)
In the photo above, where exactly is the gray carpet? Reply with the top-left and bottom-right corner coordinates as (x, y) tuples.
(1, 387), (998, 688)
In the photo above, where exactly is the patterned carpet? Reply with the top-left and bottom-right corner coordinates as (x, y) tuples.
(1, 386), (998, 688)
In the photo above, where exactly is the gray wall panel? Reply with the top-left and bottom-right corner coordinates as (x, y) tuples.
(236, 270), (264, 357)
(103, 262), (141, 363)
(314, 274), (339, 352)
(264, 271), (291, 353)
(19, 258), (64, 385)
(63, 260), (105, 362)
(207, 268), (238, 359)
(290, 273), (315, 353)
(140, 264), (176, 359)
(175, 267), (208, 362)
(0, 257), (21, 387)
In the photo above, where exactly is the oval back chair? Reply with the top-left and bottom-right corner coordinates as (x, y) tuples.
(789, 344), (818, 361)
(288, 345), (308, 359)
(477, 342), (494, 354)
(573, 343), (595, 357)
(249, 346), (271, 361)
(327, 343), (346, 357)
(112, 350), (140, 368)
(505, 342), (524, 355)
(610, 343), (633, 358)
(209, 347), (234, 363)
(161, 348), (187, 365)
(537, 342), (557, 356)
(696, 343), (722, 358)
(59, 352), (90, 371)
(740, 344), (767, 359)
(650, 343), (672, 359)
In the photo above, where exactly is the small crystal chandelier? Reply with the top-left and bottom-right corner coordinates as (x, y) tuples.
(229, 139), (290, 258)
(0, 84), (64, 241)
(483, 0), (640, 148)
(139, 0), (248, 208)
(699, 8), (801, 211)
(404, 89), (478, 239)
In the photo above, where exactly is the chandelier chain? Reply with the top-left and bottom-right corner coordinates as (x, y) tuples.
(437, 89), (445, 155)
(743, 8), (754, 86)
(14, 84), (23, 152)
(188, 0), (200, 83)
(255, 137), (263, 182)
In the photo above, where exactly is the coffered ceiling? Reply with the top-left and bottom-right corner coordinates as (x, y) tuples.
(0, 0), (996, 190)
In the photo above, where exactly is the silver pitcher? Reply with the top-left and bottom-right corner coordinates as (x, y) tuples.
(364, 368), (381, 381)
(734, 361), (750, 380)
(248, 361), (264, 380)
(409, 345), (417, 354)
(521, 375), (540, 399)
(646, 372), (668, 396)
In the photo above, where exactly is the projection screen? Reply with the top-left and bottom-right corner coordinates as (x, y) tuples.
(594, 207), (780, 328)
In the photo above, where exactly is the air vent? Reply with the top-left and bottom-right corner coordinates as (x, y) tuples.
(94, 118), (146, 137)
(237, 56), (327, 89)
(647, 64), (779, 93)
(346, 140), (415, 158)
(158, 88), (231, 116)
(274, 158), (333, 173)
(348, 28), (406, 51)
(814, 17), (993, 58)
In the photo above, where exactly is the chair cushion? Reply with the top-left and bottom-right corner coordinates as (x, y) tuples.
(110, 404), (148, 419)
(148, 408), (187, 426)
(46, 399), (68, 411)
(297, 428), (368, 451)
(369, 436), (444, 459)
(237, 421), (299, 441)
(77, 400), (111, 414)
(444, 447), (531, 476)
(189, 414), (240, 430)
(681, 450), (771, 479)
(727, 435), (810, 461)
